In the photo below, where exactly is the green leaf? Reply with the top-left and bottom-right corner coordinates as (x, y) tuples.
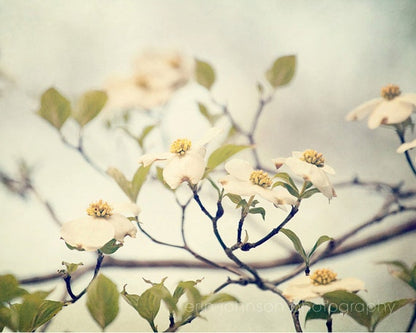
(301, 188), (321, 199)
(197, 103), (221, 125)
(370, 298), (415, 331)
(206, 144), (251, 174)
(61, 262), (83, 275)
(281, 182), (300, 198)
(305, 304), (329, 322)
(225, 193), (243, 205)
(265, 55), (296, 88)
(173, 281), (199, 304)
(136, 287), (161, 331)
(249, 207), (266, 220)
(0, 306), (13, 331)
(308, 235), (333, 258)
(100, 239), (122, 254)
(73, 90), (107, 127)
(322, 290), (371, 330)
(379, 261), (416, 290)
(121, 286), (141, 311)
(131, 165), (151, 200)
(32, 300), (63, 330)
(137, 125), (156, 148)
(107, 167), (134, 201)
(37, 87), (71, 129)
(195, 59), (215, 90)
(274, 172), (298, 191)
(0, 275), (27, 304)
(86, 274), (119, 330)
(202, 293), (239, 306)
(280, 228), (307, 261)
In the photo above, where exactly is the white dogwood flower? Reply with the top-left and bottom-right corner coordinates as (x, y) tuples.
(219, 159), (297, 207)
(273, 150), (336, 200)
(60, 200), (139, 251)
(104, 50), (194, 111)
(346, 84), (416, 129)
(283, 268), (365, 301)
(138, 127), (221, 190)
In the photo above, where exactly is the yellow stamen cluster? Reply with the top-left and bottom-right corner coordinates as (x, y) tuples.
(381, 84), (401, 100)
(301, 149), (325, 167)
(86, 200), (113, 218)
(135, 76), (150, 90)
(170, 138), (192, 156)
(249, 170), (272, 188)
(310, 268), (337, 286)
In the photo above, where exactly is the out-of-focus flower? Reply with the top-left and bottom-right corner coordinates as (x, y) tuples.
(273, 150), (336, 200)
(283, 268), (365, 301)
(104, 50), (194, 111)
(346, 84), (416, 129)
(138, 127), (221, 190)
(219, 159), (297, 207)
(397, 138), (416, 154)
(60, 200), (138, 251)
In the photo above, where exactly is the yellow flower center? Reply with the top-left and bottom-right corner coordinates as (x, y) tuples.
(86, 200), (113, 218)
(249, 170), (272, 188)
(381, 84), (401, 100)
(170, 138), (192, 156)
(301, 149), (325, 167)
(310, 268), (337, 285)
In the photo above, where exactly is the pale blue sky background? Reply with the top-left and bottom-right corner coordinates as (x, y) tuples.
(0, 0), (415, 331)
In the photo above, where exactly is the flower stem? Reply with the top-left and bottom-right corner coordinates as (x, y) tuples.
(326, 317), (333, 332)
(396, 130), (416, 177)
(406, 303), (416, 332)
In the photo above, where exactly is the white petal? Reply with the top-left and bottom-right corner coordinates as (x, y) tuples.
(194, 126), (223, 148)
(308, 167), (336, 200)
(60, 217), (115, 251)
(254, 186), (297, 206)
(322, 163), (335, 175)
(283, 277), (318, 301)
(398, 93), (416, 106)
(312, 277), (365, 295)
(224, 159), (253, 181)
(219, 175), (258, 196)
(163, 151), (206, 189)
(368, 100), (413, 129)
(285, 157), (314, 177)
(345, 98), (382, 121)
(138, 152), (173, 167)
(112, 202), (141, 216)
(397, 138), (416, 153)
(108, 214), (137, 242)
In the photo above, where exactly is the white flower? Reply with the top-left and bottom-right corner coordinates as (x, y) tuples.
(283, 268), (365, 301)
(346, 84), (416, 129)
(397, 138), (416, 154)
(104, 50), (194, 111)
(219, 159), (297, 207)
(60, 200), (139, 251)
(273, 150), (336, 200)
(138, 127), (222, 190)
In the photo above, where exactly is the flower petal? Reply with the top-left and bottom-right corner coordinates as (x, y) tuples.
(112, 202), (141, 216)
(194, 126), (223, 148)
(60, 217), (115, 251)
(219, 175), (257, 196)
(224, 159), (253, 181)
(368, 99), (413, 129)
(138, 152), (173, 167)
(397, 138), (416, 153)
(398, 93), (416, 106)
(108, 214), (137, 242)
(253, 186), (297, 206)
(345, 98), (382, 121)
(312, 277), (365, 295)
(307, 166), (336, 199)
(163, 150), (206, 189)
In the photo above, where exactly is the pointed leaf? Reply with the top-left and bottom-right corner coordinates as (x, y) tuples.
(197, 103), (221, 125)
(137, 125), (156, 148)
(280, 228), (307, 261)
(106, 167), (134, 202)
(61, 262), (83, 275)
(195, 59), (215, 90)
(249, 207), (266, 220)
(206, 144), (251, 174)
(308, 235), (333, 258)
(73, 90), (107, 127)
(100, 239), (122, 254)
(32, 300), (63, 330)
(265, 55), (296, 88)
(202, 293), (239, 306)
(301, 188), (321, 199)
(86, 274), (119, 330)
(225, 193), (243, 205)
(121, 286), (140, 311)
(0, 275), (27, 304)
(37, 87), (71, 129)
(322, 290), (371, 330)
(173, 281), (199, 304)
(131, 165), (151, 200)
(305, 304), (329, 322)
(371, 298), (415, 331)
(136, 287), (162, 331)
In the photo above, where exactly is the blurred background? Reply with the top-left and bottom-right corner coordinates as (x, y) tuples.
(0, 0), (415, 331)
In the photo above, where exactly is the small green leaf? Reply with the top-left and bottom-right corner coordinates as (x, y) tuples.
(265, 55), (296, 88)
(308, 235), (332, 258)
(370, 298), (415, 331)
(100, 239), (122, 254)
(206, 144), (251, 174)
(73, 90), (107, 127)
(322, 290), (371, 330)
(137, 125), (157, 148)
(274, 172), (298, 191)
(301, 188), (321, 199)
(37, 87), (71, 130)
(281, 182), (300, 198)
(197, 103), (221, 125)
(225, 193), (243, 205)
(32, 300), (63, 330)
(173, 281), (199, 304)
(107, 167), (134, 201)
(121, 285), (140, 311)
(136, 288), (161, 331)
(249, 207), (266, 220)
(202, 293), (239, 306)
(131, 165), (151, 200)
(86, 274), (119, 330)
(280, 228), (307, 261)
(305, 304), (329, 322)
(0, 275), (27, 304)
(61, 262), (83, 275)
(195, 59), (215, 90)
